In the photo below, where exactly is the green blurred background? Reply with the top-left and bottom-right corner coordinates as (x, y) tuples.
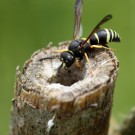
(0, 0), (134, 134)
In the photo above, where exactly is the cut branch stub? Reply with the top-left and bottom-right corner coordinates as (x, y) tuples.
(9, 41), (119, 135)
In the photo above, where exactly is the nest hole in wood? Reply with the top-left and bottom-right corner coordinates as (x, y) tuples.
(22, 41), (118, 93)
(48, 61), (86, 86)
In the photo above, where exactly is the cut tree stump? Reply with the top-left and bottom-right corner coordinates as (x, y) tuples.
(9, 41), (119, 135)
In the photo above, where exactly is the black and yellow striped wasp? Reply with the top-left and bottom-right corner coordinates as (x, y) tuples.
(41, 0), (121, 70)
(58, 0), (121, 69)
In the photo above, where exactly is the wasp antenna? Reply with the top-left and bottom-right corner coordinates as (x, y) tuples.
(39, 56), (55, 61)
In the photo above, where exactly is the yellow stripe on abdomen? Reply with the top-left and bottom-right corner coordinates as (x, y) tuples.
(104, 28), (110, 43)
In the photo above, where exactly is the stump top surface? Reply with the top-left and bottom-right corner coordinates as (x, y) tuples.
(18, 41), (119, 112)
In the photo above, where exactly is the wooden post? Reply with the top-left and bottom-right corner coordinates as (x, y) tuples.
(9, 41), (119, 135)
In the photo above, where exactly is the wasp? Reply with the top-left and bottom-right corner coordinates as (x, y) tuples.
(60, 23), (121, 68)
(57, 0), (120, 69)
(41, 0), (121, 70)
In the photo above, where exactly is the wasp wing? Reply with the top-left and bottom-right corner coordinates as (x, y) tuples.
(73, 0), (83, 40)
(81, 14), (112, 46)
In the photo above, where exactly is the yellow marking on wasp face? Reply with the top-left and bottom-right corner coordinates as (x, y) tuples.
(105, 29), (110, 43)
(63, 63), (67, 69)
(94, 33), (99, 44)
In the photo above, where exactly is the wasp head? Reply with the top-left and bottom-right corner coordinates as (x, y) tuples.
(60, 51), (75, 69)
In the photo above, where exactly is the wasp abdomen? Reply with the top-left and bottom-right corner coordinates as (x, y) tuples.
(90, 29), (121, 45)
(108, 29), (121, 42)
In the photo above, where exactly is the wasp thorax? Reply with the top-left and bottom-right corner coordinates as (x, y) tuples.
(68, 39), (84, 59)
(60, 51), (75, 68)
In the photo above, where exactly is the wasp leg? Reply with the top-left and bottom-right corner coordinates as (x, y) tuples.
(90, 45), (115, 51)
(84, 53), (92, 73)
(84, 53), (90, 64)
(53, 49), (68, 53)
(75, 59), (82, 69)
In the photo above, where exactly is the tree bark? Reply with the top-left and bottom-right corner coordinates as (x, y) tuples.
(9, 41), (119, 135)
